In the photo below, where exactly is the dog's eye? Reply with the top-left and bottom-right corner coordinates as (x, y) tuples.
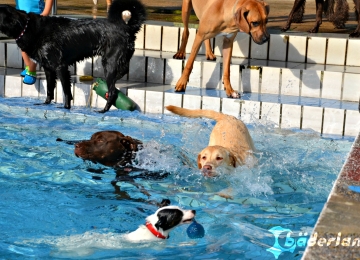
(252, 22), (259, 27)
(216, 157), (223, 161)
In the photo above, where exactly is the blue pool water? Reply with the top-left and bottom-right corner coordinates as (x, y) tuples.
(0, 97), (354, 259)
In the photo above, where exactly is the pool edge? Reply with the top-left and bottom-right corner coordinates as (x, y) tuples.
(302, 132), (360, 259)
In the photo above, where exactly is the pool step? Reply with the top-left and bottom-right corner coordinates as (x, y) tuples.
(0, 27), (359, 137)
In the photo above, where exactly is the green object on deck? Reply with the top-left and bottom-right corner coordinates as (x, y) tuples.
(92, 78), (137, 111)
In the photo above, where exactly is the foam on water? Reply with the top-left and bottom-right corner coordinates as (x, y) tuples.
(0, 97), (354, 259)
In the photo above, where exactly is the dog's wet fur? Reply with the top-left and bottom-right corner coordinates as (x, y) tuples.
(72, 131), (142, 167)
(124, 199), (196, 241)
(57, 130), (169, 198)
(0, 0), (146, 112)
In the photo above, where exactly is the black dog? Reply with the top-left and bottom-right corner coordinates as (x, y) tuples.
(281, 0), (350, 34)
(0, 0), (146, 112)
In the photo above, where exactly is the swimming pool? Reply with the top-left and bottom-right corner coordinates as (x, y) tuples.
(0, 97), (354, 259)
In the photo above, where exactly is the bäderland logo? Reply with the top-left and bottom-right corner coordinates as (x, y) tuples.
(267, 226), (360, 259)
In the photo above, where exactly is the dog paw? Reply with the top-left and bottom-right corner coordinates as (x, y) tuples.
(173, 52), (186, 59)
(350, 31), (360, 37)
(228, 91), (241, 99)
(44, 96), (53, 104)
(174, 86), (186, 92)
(281, 26), (290, 32)
(206, 53), (216, 61)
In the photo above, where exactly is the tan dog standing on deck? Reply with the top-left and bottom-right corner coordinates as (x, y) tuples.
(166, 105), (255, 177)
(173, 0), (270, 98)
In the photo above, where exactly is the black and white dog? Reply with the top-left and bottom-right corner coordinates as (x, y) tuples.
(0, 0), (146, 113)
(125, 204), (196, 241)
(28, 200), (196, 256)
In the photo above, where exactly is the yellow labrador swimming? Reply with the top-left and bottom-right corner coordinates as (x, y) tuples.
(166, 105), (255, 177)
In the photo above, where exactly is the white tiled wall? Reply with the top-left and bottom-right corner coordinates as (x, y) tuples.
(221, 99), (241, 117)
(202, 62), (221, 89)
(145, 91), (164, 113)
(281, 104), (301, 129)
(302, 106), (323, 133)
(322, 71), (343, 100)
(73, 82), (92, 107)
(4, 75), (22, 97)
(183, 95), (202, 109)
(250, 41), (268, 60)
(287, 35), (307, 63)
(307, 37), (326, 64)
(261, 102), (280, 126)
(202, 96), (221, 111)
(323, 108), (344, 135)
(261, 67), (280, 94)
(346, 39), (360, 66)
(1, 26), (359, 137)
(241, 100), (260, 124)
(162, 26), (179, 53)
(147, 57), (164, 84)
(326, 38), (347, 65)
(301, 70), (321, 98)
(76, 58), (93, 76)
(144, 25), (162, 51)
(268, 35), (287, 61)
(135, 25), (145, 49)
(241, 68), (260, 93)
(281, 68), (300, 96)
(0, 43), (5, 67)
(232, 33), (250, 58)
(7, 43), (23, 69)
(165, 59), (183, 86)
(342, 73), (360, 102)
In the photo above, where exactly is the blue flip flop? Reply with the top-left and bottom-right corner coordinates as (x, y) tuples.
(20, 69), (27, 77)
(23, 74), (36, 85)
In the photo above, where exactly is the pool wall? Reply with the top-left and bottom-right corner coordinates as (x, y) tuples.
(0, 22), (359, 137)
(1, 21), (360, 259)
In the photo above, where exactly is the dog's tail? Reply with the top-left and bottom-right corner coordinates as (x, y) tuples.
(108, 0), (146, 31)
(166, 105), (228, 122)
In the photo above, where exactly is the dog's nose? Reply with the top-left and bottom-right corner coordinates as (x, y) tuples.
(191, 210), (196, 215)
(262, 34), (270, 43)
(203, 165), (212, 171)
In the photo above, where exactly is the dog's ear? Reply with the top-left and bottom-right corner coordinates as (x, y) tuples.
(197, 153), (202, 169)
(234, 7), (250, 34)
(155, 208), (184, 231)
(229, 152), (237, 167)
(159, 199), (171, 208)
(264, 3), (270, 15)
(154, 215), (167, 230)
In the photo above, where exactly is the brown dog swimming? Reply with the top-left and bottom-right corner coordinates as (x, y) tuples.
(173, 0), (270, 98)
(166, 105), (255, 177)
(73, 131), (142, 167)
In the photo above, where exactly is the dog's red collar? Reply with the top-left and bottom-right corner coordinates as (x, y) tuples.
(145, 222), (167, 239)
(16, 18), (30, 41)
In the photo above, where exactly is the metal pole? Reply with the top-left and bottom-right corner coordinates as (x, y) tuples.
(51, 0), (57, 15)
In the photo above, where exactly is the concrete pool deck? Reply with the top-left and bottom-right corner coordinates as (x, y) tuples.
(303, 133), (360, 259)
(0, 15), (360, 259)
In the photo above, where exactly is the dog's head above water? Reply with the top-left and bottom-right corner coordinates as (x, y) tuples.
(145, 206), (196, 239)
(197, 145), (237, 177)
(74, 131), (142, 167)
